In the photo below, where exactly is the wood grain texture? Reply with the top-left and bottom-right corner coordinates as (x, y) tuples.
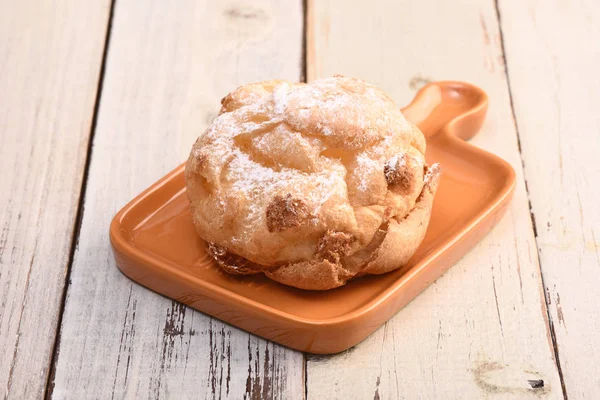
(307, 0), (564, 398)
(49, 0), (304, 398)
(0, 1), (111, 398)
(498, 0), (600, 398)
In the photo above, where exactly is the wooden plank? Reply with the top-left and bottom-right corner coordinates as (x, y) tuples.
(49, 1), (304, 398)
(0, 1), (111, 398)
(306, 0), (564, 398)
(498, 0), (600, 397)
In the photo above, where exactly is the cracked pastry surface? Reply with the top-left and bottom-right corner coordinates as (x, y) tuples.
(185, 76), (440, 290)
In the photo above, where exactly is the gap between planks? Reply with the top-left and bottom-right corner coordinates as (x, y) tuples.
(43, 0), (118, 398)
(493, 0), (567, 398)
(301, 1), (309, 399)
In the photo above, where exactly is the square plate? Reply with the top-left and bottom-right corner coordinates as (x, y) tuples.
(110, 82), (515, 354)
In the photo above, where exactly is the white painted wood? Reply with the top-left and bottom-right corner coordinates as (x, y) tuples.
(306, 0), (563, 398)
(0, 1), (111, 398)
(49, 1), (304, 399)
(499, 0), (600, 398)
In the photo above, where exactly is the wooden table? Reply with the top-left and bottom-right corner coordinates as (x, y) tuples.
(1, 0), (598, 398)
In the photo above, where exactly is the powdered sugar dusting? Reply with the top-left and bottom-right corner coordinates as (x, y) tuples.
(272, 82), (292, 114)
(355, 152), (381, 192)
(225, 147), (345, 241)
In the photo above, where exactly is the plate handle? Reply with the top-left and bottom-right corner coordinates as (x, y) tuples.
(402, 81), (488, 141)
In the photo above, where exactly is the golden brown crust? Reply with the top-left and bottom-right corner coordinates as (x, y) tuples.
(384, 153), (415, 195)
(185, 76), (440, 290)
(266, 259), (353, 291)
(265, 194), (310, 232)
(207, 243), (263, 275)
(359, 163), (440, 276)
(316, 230), (355, 262)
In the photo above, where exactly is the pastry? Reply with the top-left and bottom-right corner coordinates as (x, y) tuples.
(185, 76), (440, 290)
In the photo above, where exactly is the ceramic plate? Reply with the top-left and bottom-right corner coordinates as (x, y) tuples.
(110, 81), (515, 354)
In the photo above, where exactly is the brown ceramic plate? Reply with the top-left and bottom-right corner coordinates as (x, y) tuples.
(110, 82), (515, 354)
